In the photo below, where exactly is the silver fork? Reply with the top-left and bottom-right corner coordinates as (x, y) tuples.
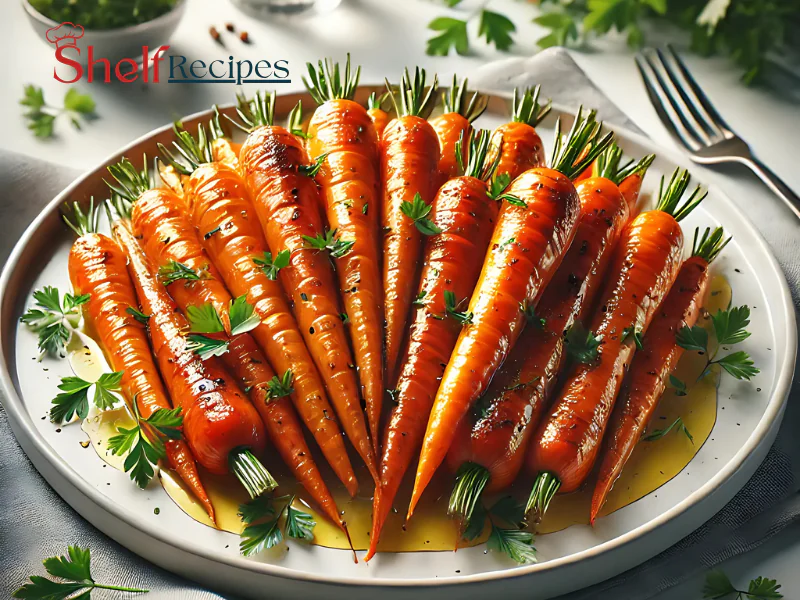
(636, 45), (800, 220)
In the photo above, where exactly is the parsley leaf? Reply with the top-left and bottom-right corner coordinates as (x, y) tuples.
(444, 290), (473, 325)
(564, 323), (602, 364)
(478, 9), (516, 51)
(702, 569), (782, 599)
(253, 249), (291, 281)
(20, 286), (89, 359)
(229, 295), (260, 335)
(501, 194), (527, 207)
(186, 334), (229, 360)
(49, 371), (124, 424)
(712, 305), (752, 345)
(716, 351), (760, 381)
(92, 371), (124, 410)
(669, 374), (688, 396)
(747, 576), (783, 599)
(13, 545), (148, 599)
(426, 17), (469, 56)
(238, 494), (316, 556)
(267, 369), (294, 400)
(158, 260), (208, 286)
(642, 416), (693, 443)
(489, 496), (525, 528)
(534, 12), (580, 49)
(703, 569), (738, 598)
(126, 306), (150, 324)
(400, 193), (442, 236)
(676, 324), (709, 352)
(298, 152), (329, 178)
(488, 173), (511, 200)
(519, 300), (546, 328)
(621, 325), (644, 349)
(487, 526), (537, 564)
(285, 497), (316, 541)
(302, 229), (354, 258)
(20, 85), (96, 139)
(240, 514), (283, 556)
(186, 303), (225, 333)
(462, 502), (487, 541)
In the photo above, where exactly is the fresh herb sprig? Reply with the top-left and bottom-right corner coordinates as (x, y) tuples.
(427, 8), (516, 56)
(238, 494), (316, 556)
(703, 569), (783, 599)
(266, 369), (295, 400)
(642, 416), (694, 443)
(157, 260), (209, 286)
(21, 85), (95, 139)
(21, 286), (90, 359)
(29, 0), (178, 29)
(109, 404), (183, 488)
(302, 229), (355, 258)
(13, 546), (148, 599)
(50, 371), (124, 424)
(253, 250), (291, 281)
(444, 290), (473, 325)
(564, 323), (602, 364)
(676, 304), (759, 381)
(462, 497), (536, 564)
(400, 193), (442, 236)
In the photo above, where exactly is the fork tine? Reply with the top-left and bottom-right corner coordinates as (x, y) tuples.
(635, 53), (702, 152)
(643, 49), (714, 147)
(655, 48), (726, 142)
(666, 44), (734, 136)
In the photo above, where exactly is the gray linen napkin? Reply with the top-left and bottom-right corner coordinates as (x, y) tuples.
(0, 47), (797, 599)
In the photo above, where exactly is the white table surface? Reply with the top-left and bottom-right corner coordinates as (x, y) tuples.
(3, 0), (799, 597)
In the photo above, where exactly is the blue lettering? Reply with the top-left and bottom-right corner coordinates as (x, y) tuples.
(169, 55), (187, 78)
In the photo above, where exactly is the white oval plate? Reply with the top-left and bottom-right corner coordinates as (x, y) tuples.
(0, 88), (796, 600)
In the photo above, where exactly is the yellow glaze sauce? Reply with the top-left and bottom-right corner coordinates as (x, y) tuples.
(79, 276), (730, 554)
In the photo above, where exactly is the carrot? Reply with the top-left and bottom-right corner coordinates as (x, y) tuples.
(524, 168), (708, 520)
(431, 76), (487, 183)
(304, 55), (384, 457)
(590, 226), (729, 523)
(209, 106), (241, 167)
(444, 145), (654, 524)
(127, 162), (346, 528)
(104, 177), (273, 499)
(233, 92), (374, 487)
(365, 130), (501, 561)
(64, 200), (215, 522)
(408, 110), (611, 520)
(491, 86), (551, 181)
(381, 67), (440, 379)
(367, 91), (391, 142)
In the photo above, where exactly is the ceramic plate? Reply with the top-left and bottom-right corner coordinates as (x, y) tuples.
(0, 88), (795, 600)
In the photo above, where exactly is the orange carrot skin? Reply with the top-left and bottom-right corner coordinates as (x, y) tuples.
(526, 210), (685, 492)
(381, 115), (441, 378)
(431, 113), (471, 183)
(183, 163), (361, 494)
(366, 176), (499, 560)
(131, 190), (344, 525)
(112, 220), (266, 475)
(369, 107), (390, 143)
(211, 138), (240, 167)
(446, 177), (629, 492)
(591, 255), (709, 521)
(307, 99), (384, 460)
(411, 168), (580, 508)
(491, 121), (546, 181)
(69, 232), (214, 519)
(618, 172), (645, 214)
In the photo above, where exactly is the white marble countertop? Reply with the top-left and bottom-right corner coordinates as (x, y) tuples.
(3, 0), (799, 597)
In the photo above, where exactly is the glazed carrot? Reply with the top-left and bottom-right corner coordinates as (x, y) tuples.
(128, 163), (345, 528)
(444, 146), (653, 524)
(233, 92), (372, 487)
(367, 91), (391, 142)
(491, 86), (551, 181)
(431, 76), (487, 183)
(304, 55), (384, 457)
(209, 106), (241, 167)
(590, 226), (729, 522)
(381, 67), (440, 378)
(524, 168), (708, 520)
(104, 178), (273, 499)
(365, 131), (501, 561)
(65, 200), (215, 521)
(408, 110), (611, 519)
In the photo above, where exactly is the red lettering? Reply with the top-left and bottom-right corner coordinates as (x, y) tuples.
(54, 47), (82, 83)
(142, 46), (149, 83)
(115, 58), (138, 83)
(151, 46), (169, 83)
(87, 46), (111, 83)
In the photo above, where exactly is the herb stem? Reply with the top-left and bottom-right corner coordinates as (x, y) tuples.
(94, 583), (150, 593)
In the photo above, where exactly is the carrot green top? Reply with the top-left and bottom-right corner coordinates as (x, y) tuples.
(550, 107), (613, 180)
(655, 168), (708, 222)
(304, 53), (361, 104)
(691, 226), (730, 262)
(455, 129), (501, 182)
(62, 197), (101, 237)
(367, 91), (390, 111)
(107, 156), (153, 203)
(593, 141), (656, 185)
(510, 85), (551, 127)
(386, 67), (438, 118)
(440, 75), (487, 122)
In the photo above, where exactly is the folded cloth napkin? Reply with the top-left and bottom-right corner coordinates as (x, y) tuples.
(0, 47), (798, 600)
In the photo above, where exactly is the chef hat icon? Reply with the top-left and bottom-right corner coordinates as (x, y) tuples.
(45, 22), (85, 50)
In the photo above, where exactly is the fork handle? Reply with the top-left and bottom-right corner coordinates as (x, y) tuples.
(744, 157), (800, 220)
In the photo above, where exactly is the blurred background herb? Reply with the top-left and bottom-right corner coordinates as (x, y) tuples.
(427, 0), (800, 85)
(28, 0), (179, 30)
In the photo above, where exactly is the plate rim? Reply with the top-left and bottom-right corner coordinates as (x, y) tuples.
(0, 90), (796, 590)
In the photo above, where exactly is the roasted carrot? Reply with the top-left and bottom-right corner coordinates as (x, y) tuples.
(365, 130), (501, 561)
(304, 55), (384, 458)
(444, 145), (654, 524)
(65, 200), (215, 521)
(209, 106), (241, 167)
(128, 160), (346, 528)
(104, 177), (273, 499)
(233, 92), (373, 487)
(524, 168), (707, 520)
(381, 67), (440, 378)
(367, 91), (391, 142)
(431, 76), (487, 184)
(491, 86), (551, 181)
(408, 110), (611, 519)
(590, 226), (729, 522)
